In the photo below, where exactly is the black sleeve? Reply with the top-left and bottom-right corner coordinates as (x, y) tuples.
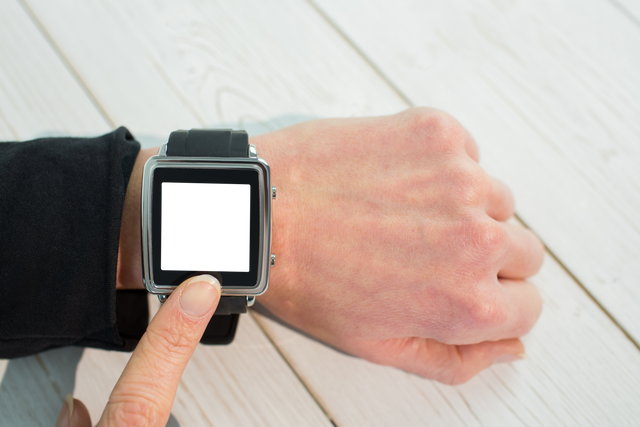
(0, 127), (149, 358)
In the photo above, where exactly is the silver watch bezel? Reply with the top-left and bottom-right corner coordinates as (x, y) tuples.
(141, 143), (271, 297)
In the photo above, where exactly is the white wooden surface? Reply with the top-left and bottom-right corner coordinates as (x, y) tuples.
(0, 0), (110, 139)
(1, 0), (639, 425)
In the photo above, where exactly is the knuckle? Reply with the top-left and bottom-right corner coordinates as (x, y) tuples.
(404, 108), (466, 153)
(461, 289), (507, 330)
(428, 347), (475, 385)
(442, 368), (474, 386)
(108, 399), (159, 427)
(145, 326), (193, 360)
(450, 164), (490, 207)
(473, 220), (507, 255)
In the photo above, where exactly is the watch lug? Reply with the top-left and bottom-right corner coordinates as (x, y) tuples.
(248, 144), (258, 159)
(246, 296), (256, 307)
(158, 144), (168, 156)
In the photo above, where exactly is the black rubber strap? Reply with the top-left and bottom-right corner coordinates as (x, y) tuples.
(167, 129), (249, 157)
(166, 129), (250, 344)
(214, 296), (247, 315)
(199, 314), (239, 345)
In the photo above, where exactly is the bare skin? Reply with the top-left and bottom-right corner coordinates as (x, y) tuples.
(115, 108), (544, 385)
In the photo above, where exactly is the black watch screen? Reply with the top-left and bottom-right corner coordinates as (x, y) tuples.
(150, 167), (261, 288)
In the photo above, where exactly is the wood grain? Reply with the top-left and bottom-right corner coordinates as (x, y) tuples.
(310, 0), (640, 344)
(21, 0), (404, 138)
(612, 0), (640, 25)
(0, 0), (110, 139)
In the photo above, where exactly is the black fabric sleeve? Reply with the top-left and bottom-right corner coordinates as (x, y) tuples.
(0, 127), (148, 358)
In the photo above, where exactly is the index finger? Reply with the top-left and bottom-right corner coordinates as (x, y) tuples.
(98, 275), (220, 426)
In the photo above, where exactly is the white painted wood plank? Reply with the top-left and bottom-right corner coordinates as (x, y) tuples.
(21, 0), (404, 141)
(21, 0), (640, 425)
(0, 0), (110, 139)
(311, 0), (640, 344)
(255, 250), (640, 426)
(0, 0), (331, 424)
(613, 0), (640, 25)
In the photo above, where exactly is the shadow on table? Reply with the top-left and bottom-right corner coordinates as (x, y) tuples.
(0, 347), (180, 426)
(0, 347), (83, 425)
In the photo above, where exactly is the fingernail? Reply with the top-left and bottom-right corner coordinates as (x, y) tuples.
(494, 353), (527, 364)
(180, 275), (220, 318)
(55, 393), (73, 427)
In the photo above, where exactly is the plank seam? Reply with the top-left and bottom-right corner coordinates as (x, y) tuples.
(305, 0), (413, 108)
(606, 0), (640, 27)
(17, 0), (116, 130)
(518, 212), (640, 352)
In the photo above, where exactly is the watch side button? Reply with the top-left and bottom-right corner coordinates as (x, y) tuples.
(271, 254), (276, 266)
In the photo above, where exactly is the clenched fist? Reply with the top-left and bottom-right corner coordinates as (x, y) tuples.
(255, 108), (544, 384)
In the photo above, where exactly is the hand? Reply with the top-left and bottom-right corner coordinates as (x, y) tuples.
(254, 108), (544, 384)
(56, 275), (221, 426)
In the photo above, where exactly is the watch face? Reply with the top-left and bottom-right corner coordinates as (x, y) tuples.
(161, 181), (251, 272)
(149, 165), (265, 290)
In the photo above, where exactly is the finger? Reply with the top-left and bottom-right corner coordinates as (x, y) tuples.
(99, 275), (220, 427)
(355, 336), (525, 385)
(485, 177), (515, 221)
(56, 394), (91, 427)
(498, 222), (545, 279)
(465, 136), (480, 162)
(491, 278), (543, 341)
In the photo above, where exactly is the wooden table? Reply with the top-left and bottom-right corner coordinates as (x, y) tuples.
(1, 0), (639, 425)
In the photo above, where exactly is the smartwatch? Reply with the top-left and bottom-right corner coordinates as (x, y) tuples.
(140, 129), (274, 344)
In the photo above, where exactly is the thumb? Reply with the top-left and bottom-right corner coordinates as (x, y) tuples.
(55, 394), (91, 427)
(98, 274), (220, 426)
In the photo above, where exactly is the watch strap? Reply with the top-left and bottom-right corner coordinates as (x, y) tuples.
(213, 296), (247, 315)
(167, 129), (249, 157)
(166, 128), (251, 345)
(199, 313), (240, 345)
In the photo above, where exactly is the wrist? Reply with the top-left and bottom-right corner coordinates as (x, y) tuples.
(250, 135), (298, 315)
(116, 146), (158, 290)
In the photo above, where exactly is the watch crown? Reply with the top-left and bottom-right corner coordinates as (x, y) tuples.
(271, 254), (276, 266)
(272, 186), (277, 199)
